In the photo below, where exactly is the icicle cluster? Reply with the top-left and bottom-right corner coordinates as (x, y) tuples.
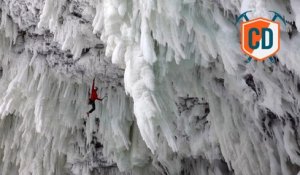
(1, 0), (300, 175)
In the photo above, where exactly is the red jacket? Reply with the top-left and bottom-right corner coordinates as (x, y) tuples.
(90, 79), (100, 101)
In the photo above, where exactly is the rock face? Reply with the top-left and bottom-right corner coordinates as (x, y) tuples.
(0, 0), (300, 175)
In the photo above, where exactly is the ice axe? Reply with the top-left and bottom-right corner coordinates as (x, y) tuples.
(269, 11), (286, 25)
(267, 11), (286, 63)
(236, 11), (253, 63)
(235, 11), (252, 25)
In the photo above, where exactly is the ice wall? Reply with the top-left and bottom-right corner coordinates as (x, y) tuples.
(1, 0), (300, 175)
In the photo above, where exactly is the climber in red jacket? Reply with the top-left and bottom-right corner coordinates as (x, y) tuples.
(87, 78), (103, 117)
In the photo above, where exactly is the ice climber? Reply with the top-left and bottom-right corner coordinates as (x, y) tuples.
(87, 78), (102, 117)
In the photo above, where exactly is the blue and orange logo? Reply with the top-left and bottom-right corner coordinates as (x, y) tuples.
(236, 11), (286, 63)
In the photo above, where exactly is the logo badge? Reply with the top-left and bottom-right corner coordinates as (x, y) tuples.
(236, 11), (286, 63)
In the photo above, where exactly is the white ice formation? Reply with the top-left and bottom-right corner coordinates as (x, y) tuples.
(0, 0), (300, 175)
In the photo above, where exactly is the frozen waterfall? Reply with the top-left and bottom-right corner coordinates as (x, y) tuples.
(0, 0), (300, 175)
